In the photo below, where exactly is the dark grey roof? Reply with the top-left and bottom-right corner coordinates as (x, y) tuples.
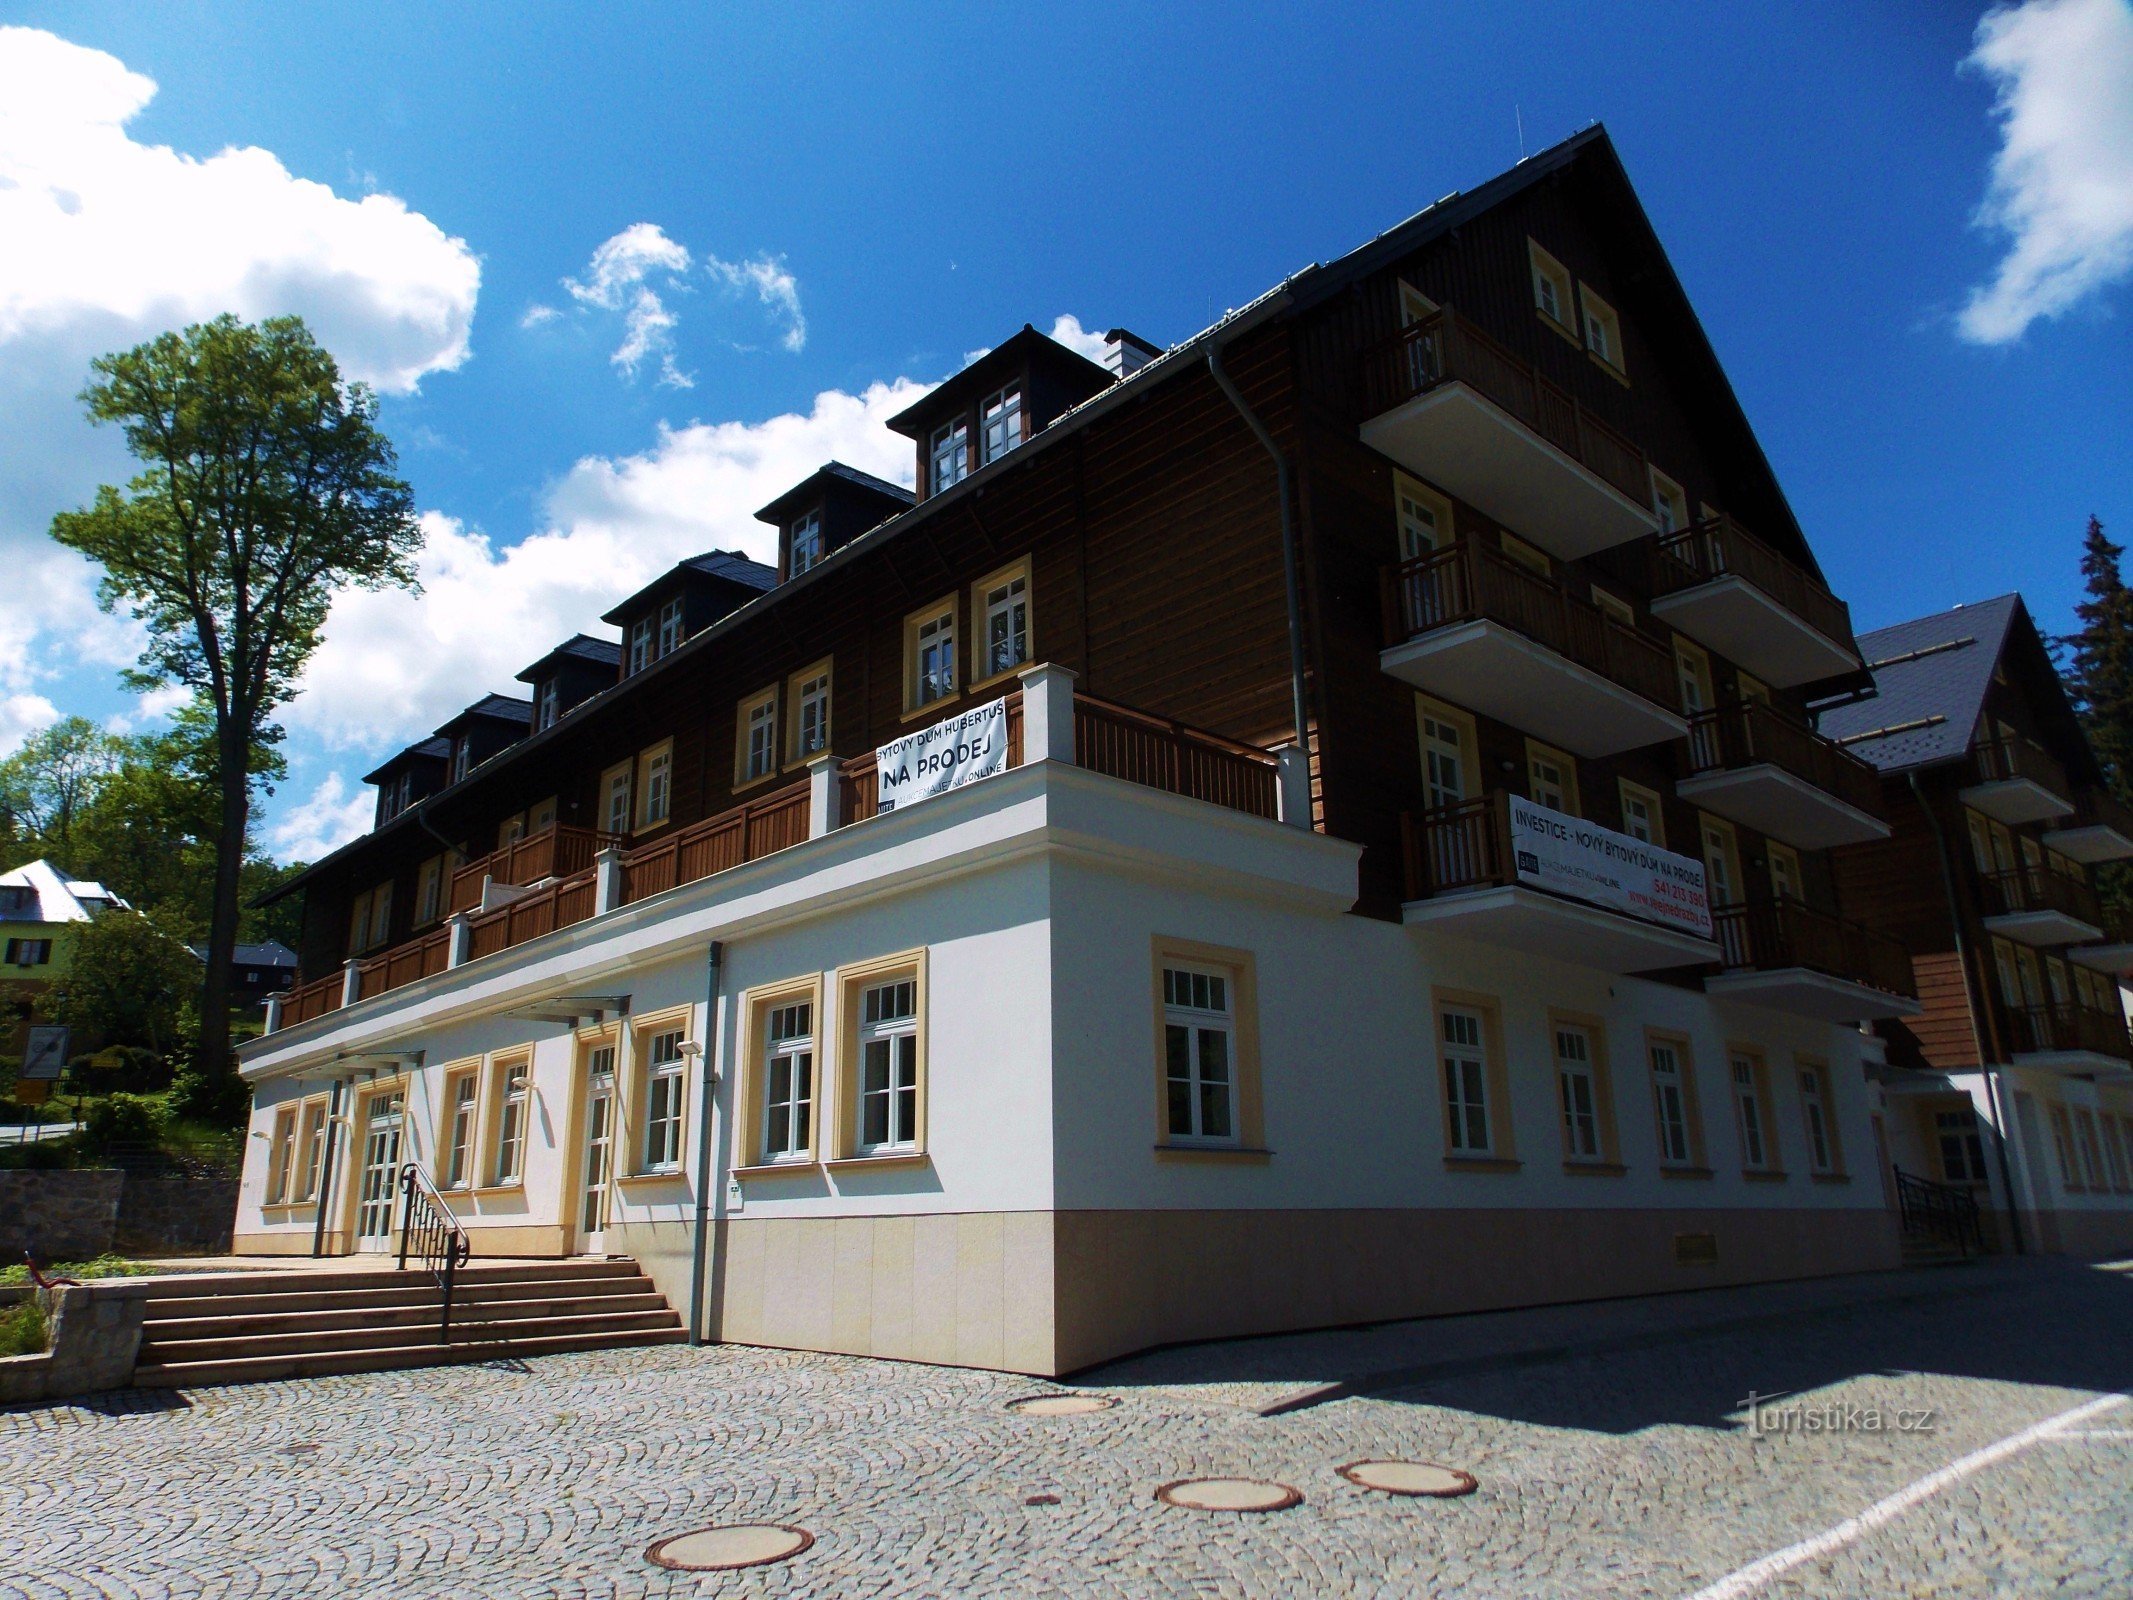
(600, 550), (777, 623)
(754, 461), (915, 526)
(435, 694), (533, 735)
(516, 633), (623, 684)
(362, 735), (452, 784)
(190, 940), (297, 967)
(1817, 595), (2022, 772)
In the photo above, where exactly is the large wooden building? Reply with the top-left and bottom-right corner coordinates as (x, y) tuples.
(236, 126), (1928, 1374)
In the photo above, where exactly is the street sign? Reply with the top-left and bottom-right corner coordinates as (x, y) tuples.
(20, 1025), (70, 1080)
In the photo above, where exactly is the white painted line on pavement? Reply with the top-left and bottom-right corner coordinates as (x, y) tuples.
(1680, 1390), (2129, 1600)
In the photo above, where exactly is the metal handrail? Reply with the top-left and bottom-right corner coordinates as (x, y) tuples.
(398, 1162), (472, 1343)
(1891, 1166), (1982, 1258)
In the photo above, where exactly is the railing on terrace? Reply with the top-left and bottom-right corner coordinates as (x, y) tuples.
(1072, 693), (1279, 818)
(356, 926), (450, 1001)
(1709, 899), (1917, 1000)
(1682, 701), (1885, 819)
(619, 781), (812, 905)
(1650, 514), (1854, 649)
(1380, 541), (1677, 712)
(841, 694), (1025, 822)
(281, 971), (343, 1027)
(449, 824), (619, 914)
(1978, 863), (2102, 929)
(2005, 1001), (2133, 1061)
(466, 869), (599, 962)
(1399, 795), (1514, 901)
(1892, 1168), (1983, 1258)
(1357, 306), (1650, 504)
(1968, 736), (2071, 803)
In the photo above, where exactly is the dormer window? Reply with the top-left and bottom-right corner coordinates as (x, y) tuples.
(657, 596), (685, 658)
(930, 418), (970, 493)
(535, 677), (560, 731)
(451, 737), (472, 784)
(980, 385), (1023, 465)
(628, 616), (654, 676)
(789, 508), (824, 576)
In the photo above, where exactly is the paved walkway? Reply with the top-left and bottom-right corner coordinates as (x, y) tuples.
(3, 1258), (2128, 1598)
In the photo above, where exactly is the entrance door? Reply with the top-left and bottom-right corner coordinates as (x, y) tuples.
(354, 1091), (404, 1250)
(577, 1047), (616, 1254)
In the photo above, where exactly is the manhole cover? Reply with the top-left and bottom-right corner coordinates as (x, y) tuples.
(645, 1525), (814, 1572)
(1007, 1392), (1117, 1416)
(1337, 1460), (1477, 1498)
(1155, 1477), (1302, 1513)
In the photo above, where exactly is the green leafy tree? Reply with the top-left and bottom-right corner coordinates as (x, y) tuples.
(52, 911), (199, 1054)
(2060, 516), (2133, 921)
(51, 315), (421, 1079)
(0, 717), (124, 861)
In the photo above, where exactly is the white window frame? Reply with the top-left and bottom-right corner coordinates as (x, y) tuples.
(739, 688), (778, 784)
(789, 507), (824, 575)
(929, 417), (969, 492)
(1579, 283), (1624, 375)
(1526, 741), (1579, 815)
(1618, 780), (1664, 846)
(601, 762), (633, 837)
(762, 1001), (816, 1163)
(266, 1107), (297, 1204)
(1417, 697), (1472, 811)
(791, 663), (831, 762)
(494, 1060), (530, 1186)
(1650, 469), (1689, 534)
(979, 568), (1029, 682)
(1441, 1006), (1492, 1155)
(1395, 475), (1452, 561)
(1935, 1107), (1986, 1185)
(297, 1100), (328, 1201)
(911, 604), (957, 708)
(1528, 239), (1574, 333)
(1799, 1066), (1833, 1174)
(535, 676), (560, 731)
(443, 1072), (478, 1190)
(643, 1028), (687, 1172)
(628, 616), (654, 676)
(1556, 1024), (1601, 1161)
(979, 385), (1024, 465)
(856, 978), (921, 1155)
(1162, 964), (1239, 1145)
(1650, 1040), (1692, 1166)
(657, 596), (685, 660)
(637, 741), (672, 829)
(1732, 1053), (1768, 1170)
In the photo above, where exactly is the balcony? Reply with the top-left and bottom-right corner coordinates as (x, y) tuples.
(1978, 862), (2103, 947)
(1703, 899), (1921, 1022)
(1379, 543), (1685, 758)
(2005, 1001), (2133, 1075)
(1960, 737), (2073, 826)
(1399, 794), (1721, 973)
(2043, 787), (2133, 865)
(1358, 307), (1659, 560)
(1648, 515), (1861, 688)
(1675, 701), (1890, 850)
(2072, 901), (2133, 978)
(449, 824), (619, 914)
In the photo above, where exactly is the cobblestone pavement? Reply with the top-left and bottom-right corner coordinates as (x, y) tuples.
(3, 1260), (2128, 1599)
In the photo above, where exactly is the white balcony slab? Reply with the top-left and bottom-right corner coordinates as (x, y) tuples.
(1674, 764), (1889, 851)
(1648, 575), (1859, 689)
(1958, 778), (2073, 826)
(1360, 383), (1657, 561)
(1402, 884), (1718, 974)
(2010, 1048), (2132, 1079)
(1379, 620), (1684, 759)
(2071, 942), (2133, 977)
(1980, 909), (2104, 948)
(2040, 821), (2133, 864)
(1704, 968), (1921, 1024)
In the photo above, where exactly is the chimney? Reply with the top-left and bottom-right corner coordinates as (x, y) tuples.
(1103, 328), (1163, 380)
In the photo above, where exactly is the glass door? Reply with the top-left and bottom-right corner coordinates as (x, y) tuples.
(354, 1091), (404, 1250)
(577, 1047), (616, 1254)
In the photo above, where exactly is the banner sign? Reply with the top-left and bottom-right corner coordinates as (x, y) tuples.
(1507, 795), (1712, 939)
(875, 698), (1010, 814)
(20, 1025), (69, 1081)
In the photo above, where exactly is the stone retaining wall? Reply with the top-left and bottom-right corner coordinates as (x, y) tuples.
(0, 1170), (236, 1261)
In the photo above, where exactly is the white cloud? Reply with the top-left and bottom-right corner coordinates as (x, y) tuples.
(519, 303), (560, 329)
(706, 253), (806, 352)
(563, 222), (695, 386)
(1046, 314), (1113, 364)
(1958, 0), (2133, 343)
(267, 772), (377, 862)
(288, 377), (933, 751)
(0, 693), (59, 757)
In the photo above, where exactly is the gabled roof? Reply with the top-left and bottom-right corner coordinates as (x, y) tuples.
(0, 859), (128, 923)
(435, 694), (532, 737)
(884, 325), (1114, 438)
(189, 940), (296, 968)
(754, 461), (915, 527)
(361, 735), (451, 786)
(516, 633), (624, 685)
(599, 550), (777, 625)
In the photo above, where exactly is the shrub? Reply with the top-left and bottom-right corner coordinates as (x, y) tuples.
(167, 1064), (249, 1127)
(83, 1092), (167, 1150)
(0, 1298), (45, 1357)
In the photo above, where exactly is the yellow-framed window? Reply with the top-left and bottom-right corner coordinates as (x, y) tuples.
(265, 1106), (298, 1203)
(970, 557), (1033, 688)
(735, 976), (824, 1169)
(1525, 739), (1580, 815)
(786, 658), (833, 766)
(1618, 779), (1666, 846)
(438, 1066), (481, 1191)
(1527, 239), (1574, 335)
(833, 950), (929, 1161)
(636, 738), (674, 830)
(904, 597), (958, 713)
(735, 685), (778, 787)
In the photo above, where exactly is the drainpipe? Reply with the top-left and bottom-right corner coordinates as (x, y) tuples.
(411, 793), (461, 863)
(310, 1079), (344, 1259)
(1910, 770), (2026, 1254)
(686, 940), (725, 1345)
(1207, 345), (1313, 773)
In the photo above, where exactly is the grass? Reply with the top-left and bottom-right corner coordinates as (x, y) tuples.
(0, 1254), (157, 1286)
(0, 1297), (47, 1356)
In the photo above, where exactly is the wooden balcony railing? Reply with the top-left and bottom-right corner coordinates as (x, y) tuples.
(1710, 899), (1917, 1000)
(2006, 1001), (2133, 1062)
(449, 824), (619, 915)
(1399, 795), (1515, 901)
(1073, 693), (1279, 818)
(1358, 306), (1651, 504)
(1969, 736), (2071, 803)
(1979, 862), (2102, 930)
(840, 694), (1024, 824)
(1683, 701), (1885, 820)
(1381, 541), (1678, 713)
(619, 782), (811, 906)
(466, 869), (598, 962)
(281, 971), (343, 1027)
(356, 926), (450, 1002)
(1650, 514), (1854, 650)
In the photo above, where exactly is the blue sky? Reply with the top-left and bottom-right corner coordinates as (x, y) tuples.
(2, 1), (2129, 859)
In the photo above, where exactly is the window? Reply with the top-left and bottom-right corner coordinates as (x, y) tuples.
(1163, 965), (1238, 1144)
(1441, 1006), (1493, 1155)
(1526, 741), (1580, 815)
(296, 1100), (328, 1201)
(2048, 1104), (2080, 1190)
(628, 616), (654, 676)
(789, 508), (824, 575)
(1732, 1052), (1771, 1171)
(1579, 284), (1625, 376)
(1618, 780), (1665, 846)
(498, 813), (526, 850)
(1528, 239), (1574, 333)
(451, 737), (472, 783)
(789, 660), (832, 762)
(266, 1107), (297, 1204)
(1736, 671), (1770, 706)
(974, 560), (1031, 683)
(1935, 1107), (1987, 1185)
(535, 676), (560, 731)
(1700, 816), (1742, 909)
(1417, 697), (1472, 810)
(5, 938), (51, 967)
(906, 600), (957, 710)
(415, 854), (447, 927)
(857, 979), (920, 1153)
(601, 762), (633, 837)
(493, 1058), (530, 1185)
(643, 1028), (687, 1171)
(1499, 530), (1551, 577)
(929, 417), (970, 493)
(1767, 842), (1803, 902)
(1650, 470), (1689, 534)
(1556, 1024), (1601, 1161)
(1798, 1062), (1836, 1175)
(529, 796), (558, 834)
(2074, 1110), (2105, 1192)
(737, 688), (778, 784)
(1395, 475), (1451, 561)
(1592, 587), (1636, 628)
(1675, 640), (1714, 716)
(2102, 1116), (2131, 1192)
(763, 1001), (815, 1162)
(657, 596), (685, 660)
(1649, 1039), (1695, 1166)
(637, 740), (672, 829)
(980, 385), (1024, 465)
(346, 881), (393, 955)
(442, 1071), (478, 1189)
